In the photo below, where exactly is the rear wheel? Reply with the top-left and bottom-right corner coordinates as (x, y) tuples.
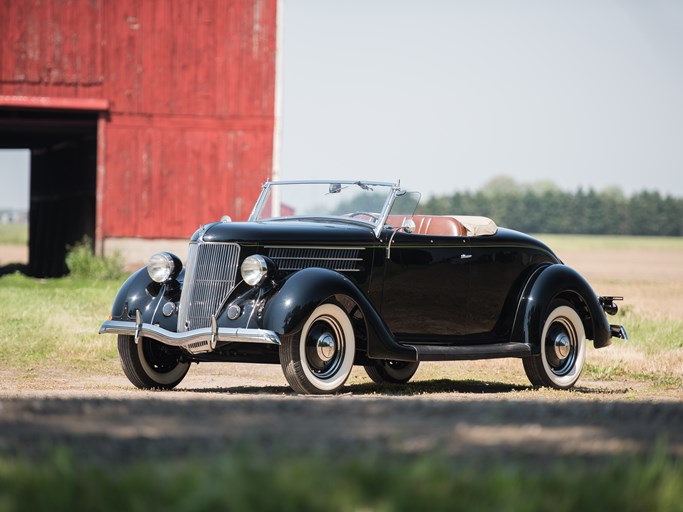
(364, 360), (420, 384)
(117, 335), (190, 389)
(523, 300), (586, 389)
(279, 303), (355, 395)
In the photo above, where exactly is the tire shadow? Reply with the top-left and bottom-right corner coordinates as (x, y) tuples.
(179, 379), (630, 396)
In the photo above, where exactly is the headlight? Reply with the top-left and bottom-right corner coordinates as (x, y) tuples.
(147, 252), (181, 283)
(241, 255), (270, 286)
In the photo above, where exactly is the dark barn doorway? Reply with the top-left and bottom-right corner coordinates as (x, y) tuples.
(0, 108), (98, 277)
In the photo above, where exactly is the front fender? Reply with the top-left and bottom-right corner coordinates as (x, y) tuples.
(511, 264), (612, 351)
(261, 268), (417, 362)
(109, 268), (181, 331)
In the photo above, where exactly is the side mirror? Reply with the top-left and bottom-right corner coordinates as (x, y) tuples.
(220, 215), (232, 223)
(329, 183), (342, 194)
(401, 218), (416, 234)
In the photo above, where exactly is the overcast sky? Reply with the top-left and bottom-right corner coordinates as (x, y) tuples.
(1, 0), (682, 209)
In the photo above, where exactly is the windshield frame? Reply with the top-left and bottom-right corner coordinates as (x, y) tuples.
(248, 180), (403, 238)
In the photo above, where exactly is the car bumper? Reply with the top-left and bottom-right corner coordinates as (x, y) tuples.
(610, 324), (628, 340)
(99, 318), (281, 355)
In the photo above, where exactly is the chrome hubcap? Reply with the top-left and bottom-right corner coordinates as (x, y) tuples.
(553, 332), (571, 359)
(545, 316), (577, 376)
(316, 333), (336, 361)
(304, 316), (345, 379)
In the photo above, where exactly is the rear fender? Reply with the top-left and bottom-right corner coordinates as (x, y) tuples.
(261, 268), (417, 362)
(511, 264), (612, 351)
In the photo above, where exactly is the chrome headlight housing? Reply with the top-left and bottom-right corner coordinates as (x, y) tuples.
(241, 255), (271, 287)
(147, 252), (182, 283)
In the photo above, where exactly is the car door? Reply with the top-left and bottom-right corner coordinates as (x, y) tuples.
(380, 231), (472, 342)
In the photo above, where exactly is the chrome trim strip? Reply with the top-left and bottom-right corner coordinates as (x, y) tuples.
(99, 320), (281, 354)
(270, 257), (363, 261)
(264, 246), (366, 251)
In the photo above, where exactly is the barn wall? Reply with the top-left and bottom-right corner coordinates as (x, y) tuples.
(0, 0), (277, 239)
(102, 117), (274, 237)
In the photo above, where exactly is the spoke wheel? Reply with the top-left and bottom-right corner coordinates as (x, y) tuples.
(364, 360), (420, 384)
(523, 300), (586, 389)
(118, 335), (190, 389)
(280, 303), (355, 395)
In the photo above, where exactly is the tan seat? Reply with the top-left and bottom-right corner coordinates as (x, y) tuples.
(386, 215), (466, 236)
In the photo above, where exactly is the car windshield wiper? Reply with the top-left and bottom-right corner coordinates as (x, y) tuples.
(354, 181), (373, 191)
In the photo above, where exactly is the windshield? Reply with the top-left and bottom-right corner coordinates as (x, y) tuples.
(250, 181), (399, 228)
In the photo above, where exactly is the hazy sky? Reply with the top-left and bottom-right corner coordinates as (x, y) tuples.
(1, 0), (682, 209)
(0, 150), (29, 210)
(279, 0), (683, 198)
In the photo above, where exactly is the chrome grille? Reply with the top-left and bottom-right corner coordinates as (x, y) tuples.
(267, 246), (363, 272)
(177, 242), (240, 331)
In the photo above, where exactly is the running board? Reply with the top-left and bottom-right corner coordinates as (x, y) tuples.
(412, 342), (532, 361)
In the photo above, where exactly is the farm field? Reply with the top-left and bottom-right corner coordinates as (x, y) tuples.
(0, 234), (682, 509)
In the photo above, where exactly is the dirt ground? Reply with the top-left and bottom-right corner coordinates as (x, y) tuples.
(557, 248), (683, 320)
(0, 242), (682, 464)
(1, 361), (682, 464)
(0, 244), (27, 267)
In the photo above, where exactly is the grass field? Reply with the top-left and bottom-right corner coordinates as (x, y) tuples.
(1, 448), (681, 512)
(0, 273), (120, 374)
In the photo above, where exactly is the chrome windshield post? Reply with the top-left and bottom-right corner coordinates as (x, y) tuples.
(374, 184), (402, 239)
(248, 181), (271, 221)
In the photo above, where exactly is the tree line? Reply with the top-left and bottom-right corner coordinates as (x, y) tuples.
(420, 177), (683, 236)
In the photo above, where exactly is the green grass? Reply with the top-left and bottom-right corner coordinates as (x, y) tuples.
(535, 234), (683, 252)
(580, 305), (683, 389)
(0, 273), (121, 373)
(65, 236), (125, 280)
(585, 363), (682, 389)
(1, 449), (682, 512)
(0, 223), (28, 244)
(615, 305), (683, 353)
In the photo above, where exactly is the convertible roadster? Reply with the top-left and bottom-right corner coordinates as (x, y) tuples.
(99, 180), (627, 394)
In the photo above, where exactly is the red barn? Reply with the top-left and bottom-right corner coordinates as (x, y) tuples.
(0, 0), (279, 276)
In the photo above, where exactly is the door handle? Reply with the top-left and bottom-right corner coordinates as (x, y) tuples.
(460, 254), (472, 259)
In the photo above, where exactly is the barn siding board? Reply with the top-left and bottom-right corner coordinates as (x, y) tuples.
(100, 120), (274, 238)
(1, 0), (278, 241)
(5, 2), (24, 81)
(0, 0), (103, 86)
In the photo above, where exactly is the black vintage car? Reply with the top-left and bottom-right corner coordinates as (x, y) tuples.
(99, 180), (627, 394)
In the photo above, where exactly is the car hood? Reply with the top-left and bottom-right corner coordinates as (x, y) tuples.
(197, 220), (379, 245)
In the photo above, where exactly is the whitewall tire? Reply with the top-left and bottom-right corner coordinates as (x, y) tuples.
(280, 303), (356, 395)
(118, 335), (190, 389)
(523, 301), (586, 389)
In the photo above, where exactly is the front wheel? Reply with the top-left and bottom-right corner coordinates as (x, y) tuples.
(364, 360), (420, 384)
(279, 303), (356, 395)
(523, 300), (586, 389)
(117, 335), (190, 389)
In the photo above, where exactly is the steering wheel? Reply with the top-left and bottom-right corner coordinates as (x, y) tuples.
(347, 211), (380, 221)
